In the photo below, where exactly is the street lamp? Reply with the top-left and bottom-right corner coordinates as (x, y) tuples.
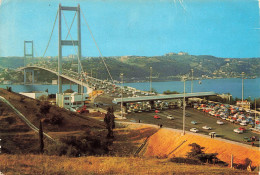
(182, 76), (187, 135)
(191, 69), (194, 93)
(150, 67), (152, 93)
(241, 72), (245, 109)
(120, 73), (124, 118)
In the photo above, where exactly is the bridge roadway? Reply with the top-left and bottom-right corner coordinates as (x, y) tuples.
(18, 65), (106, 93)
(19, 66), (217, 104)
(112, 92), (217, 104)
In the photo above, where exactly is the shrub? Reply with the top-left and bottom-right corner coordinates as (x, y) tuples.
(40, 102), (51, 116)
(38, 95), (48, 101)
(45, 134), (108, 157)
(49, 114), (64, 125)
(0, 107), (4, 115)
(20, 96), (25, 103)
(186, 143), (227, 165)
(5, 117), (15, 124)
(170, 157), (203, 165)
(6, 86), (12, 92)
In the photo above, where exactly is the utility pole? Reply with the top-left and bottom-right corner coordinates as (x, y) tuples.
(150, 67), (152, 93)
(241, 72), (245, 109)
(255, 99), (257, 129)
(182, 76), (186, 135)
(191, 69), (194, 93)
(120, 73), (124, 118)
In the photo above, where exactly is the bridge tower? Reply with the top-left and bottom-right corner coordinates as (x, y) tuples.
(24, 41), (34, 84)
(58, 4), (82, 94)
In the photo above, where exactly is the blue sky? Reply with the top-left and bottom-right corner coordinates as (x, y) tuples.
(0, 0), (259, 58)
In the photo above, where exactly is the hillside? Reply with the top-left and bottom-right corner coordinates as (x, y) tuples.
(0, 54), (259, 83)
(0, 88), (106, 154)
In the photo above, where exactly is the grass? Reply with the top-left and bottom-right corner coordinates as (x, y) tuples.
(0, 154), (252, 175)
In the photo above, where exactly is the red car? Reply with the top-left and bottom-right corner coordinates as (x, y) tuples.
(239, 127), (246, 131)
(154, 115), (161, 119)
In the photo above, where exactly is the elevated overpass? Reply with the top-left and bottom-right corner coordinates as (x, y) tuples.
(112, 92), (217, 104)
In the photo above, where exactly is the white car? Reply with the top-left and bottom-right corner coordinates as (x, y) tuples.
(217, 120), (224, 125)
(233, 128), (243, 134)
(190, 128), (199, 133)
(202, 126), (212, 130)
(167, 115), (174, 120)
(240, 122), (247, 126)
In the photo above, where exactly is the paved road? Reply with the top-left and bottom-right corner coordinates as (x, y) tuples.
(126, 107), (259, 147)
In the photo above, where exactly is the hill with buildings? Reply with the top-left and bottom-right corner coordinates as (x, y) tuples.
(0, 53), (259, 83)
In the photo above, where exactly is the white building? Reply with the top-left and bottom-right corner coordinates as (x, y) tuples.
(19, 91), (48, 100)
(56, 92), (89, 110)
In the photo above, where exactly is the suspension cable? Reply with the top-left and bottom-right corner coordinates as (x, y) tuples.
(61, 11), (88, 82)
(81, 9), (115, 84)
(42, 9), (58, 58)
(65, 11), (77, 40)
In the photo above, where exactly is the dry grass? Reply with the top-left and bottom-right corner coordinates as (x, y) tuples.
(0, 154), (251, 175)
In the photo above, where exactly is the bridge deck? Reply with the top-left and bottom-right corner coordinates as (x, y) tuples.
(112, 92), (217, 104)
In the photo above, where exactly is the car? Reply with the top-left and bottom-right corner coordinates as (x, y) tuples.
(185, 113), (191, 117)
(239, 127), (246, 131)
(233, 128), (243, 134)
(167, 115), (174, 120)
(190, 128), (199, 133)
(240, 122), (247, 126)
(243, 137), (251, 142)
(217, 120), (224, 125)
(209, 132), (217, 136)
(154, 115), (161, 119)
(202, 126), (212, 130)
(191, 121), (197, 125)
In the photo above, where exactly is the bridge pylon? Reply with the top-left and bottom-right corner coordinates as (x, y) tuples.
(58, 4), (82, 94)
(24, 41), (34, 84)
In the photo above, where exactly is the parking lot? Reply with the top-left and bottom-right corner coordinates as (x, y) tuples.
(126, 107), (259, 146)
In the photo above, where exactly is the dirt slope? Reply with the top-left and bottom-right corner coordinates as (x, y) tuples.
(142, 128), (260, 166)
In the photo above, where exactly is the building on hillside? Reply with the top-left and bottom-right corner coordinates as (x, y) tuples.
(56, 92), (89, 110)
(19, 91), (48, 100)
(236, 100), (251, 109)
(2, 80), (12, 85)
(165, 52), (176, 56)
(178, 51), (188, 56)
(52, 80), (58, 85)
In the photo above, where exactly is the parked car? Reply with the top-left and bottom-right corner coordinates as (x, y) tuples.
(167, 115), (174, 120)
(217, 120), (224, 125)
(233, 128), (243, 134)
(154, 115), (161, 119)
(240, 122), (247, 126)
(202, 126), (212, 130)
(191, 121), (197, 125)
(190, 128), (199, 133)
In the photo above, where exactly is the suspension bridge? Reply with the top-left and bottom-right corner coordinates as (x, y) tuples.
(18, 4), (217, 108)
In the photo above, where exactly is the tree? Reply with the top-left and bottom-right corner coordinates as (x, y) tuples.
(151, 88), (158, 95)
(187, 143), (220, 164)
(38, 95), (48, 101)
(104, 107), (115, 138)
(39, 120), (44, 153)
(64, 89), (74, 93)
(163, 90), (180, 95)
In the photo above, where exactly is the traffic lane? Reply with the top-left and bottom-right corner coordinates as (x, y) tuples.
(126, 108), (258, 146)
